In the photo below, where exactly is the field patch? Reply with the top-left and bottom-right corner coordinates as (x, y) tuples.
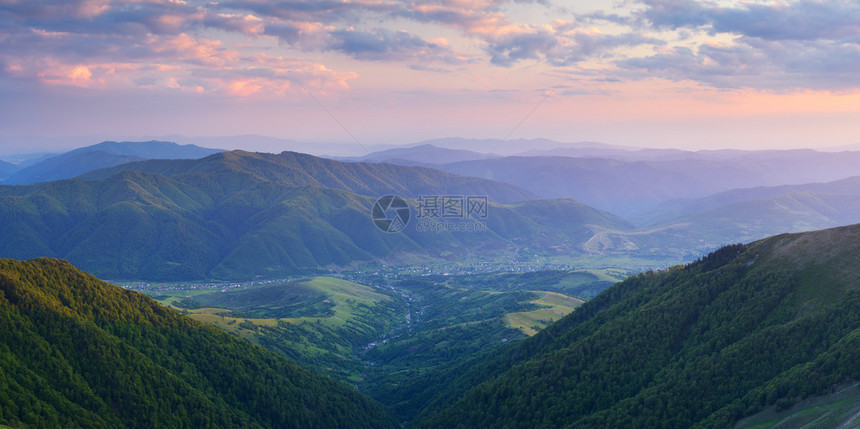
(504, 291), (584, 336)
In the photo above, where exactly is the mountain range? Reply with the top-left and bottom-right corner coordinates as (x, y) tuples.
(334, 144), (498, 165)
(589, 176), (860, 259)
(638, 176), (860, 225)
(0, 150), (630, 280)
(432, 151), (860, 219)
(573, 178), (860, 262)
(6, 140), (860, 279)
(404, 138), (623, 156)
(347, 144), (860, 222)
(81, 149), (535, 203)
(2, 141), (222, 185)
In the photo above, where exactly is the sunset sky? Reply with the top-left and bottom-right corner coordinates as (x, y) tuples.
(1, 0), (859, 156)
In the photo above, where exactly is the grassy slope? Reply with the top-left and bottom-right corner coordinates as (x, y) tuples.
(504, 291), (585, 336)
(179, 277), (395, 337)
(156, 277), (406, 380)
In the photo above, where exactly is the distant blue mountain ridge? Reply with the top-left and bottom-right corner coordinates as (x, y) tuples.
(2, 140), (223, 184)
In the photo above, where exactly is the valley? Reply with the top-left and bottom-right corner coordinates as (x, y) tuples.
(119, 267), (624, 421)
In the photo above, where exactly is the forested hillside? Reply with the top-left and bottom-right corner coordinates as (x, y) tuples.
(415, 224), (860, 428)
(0, 258), (396, 428)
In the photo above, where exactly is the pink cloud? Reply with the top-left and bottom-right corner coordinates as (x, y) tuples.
(76, 0), (112, 18)
(209, 54), (356, 97)
(148, 33), (238, 67)
(32, 61), (103, 87)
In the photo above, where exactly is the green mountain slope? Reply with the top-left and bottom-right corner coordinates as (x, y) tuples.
(4, 141), (222, 185)
(83, 150), (539, 203)
(0, 257), (396, 428)
(0, 152), (631, 280)
(415, 224), (860, 428)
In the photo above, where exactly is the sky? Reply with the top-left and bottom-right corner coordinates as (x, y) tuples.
(1, 0), (859, 156)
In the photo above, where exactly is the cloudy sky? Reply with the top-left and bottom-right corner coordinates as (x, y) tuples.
(1, 0), (859, 155)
